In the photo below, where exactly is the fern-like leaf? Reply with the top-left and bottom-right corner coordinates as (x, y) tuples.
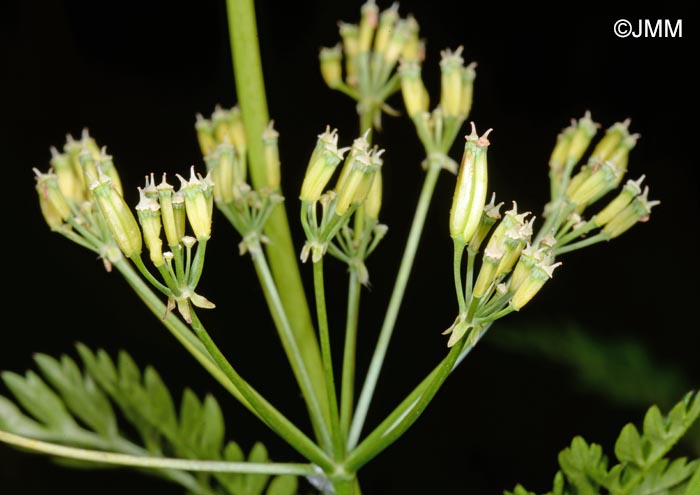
(0, 344), (298, 495)
(509, 391), (700, 495)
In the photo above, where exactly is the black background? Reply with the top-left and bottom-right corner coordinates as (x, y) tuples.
(1, 1), (698, 494)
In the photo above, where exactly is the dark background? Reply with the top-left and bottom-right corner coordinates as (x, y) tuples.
(2, 1), (697, 494)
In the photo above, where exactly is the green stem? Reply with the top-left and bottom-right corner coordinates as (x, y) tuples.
(345, 343), (463, 472)
(188, 238), (208, 287)
(348, 162), (442, 449)
(113, 259), (255, 415)
(340, 270), (361, 443)
(131, 255), (171, 295)
(188, 308), (334, 471)
(313, 259), (344, 460)
(464, 248), (477, 303)
(0, 430), (317, 476)
(554, 232), (609, 255)
(249, 246), (334, 455)
(453, 240), (466, 311)
(226, 0), (330, 433)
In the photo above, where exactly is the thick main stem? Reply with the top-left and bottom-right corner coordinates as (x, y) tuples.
(226, 0), (330, 431)
(348, 163), (442, 449)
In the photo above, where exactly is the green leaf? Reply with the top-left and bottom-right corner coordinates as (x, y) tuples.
(34, 353), (117, 437)
(0, 395), (47, 437)
(683, 463), (700, 495)
(616, 424), (646, 467)
(1, 371), (77, 431)
(199, 394), (225, 458)
(631, 458), (699, 495)
(266, 475), (298, 495)
(246, 442), (271, 495)
(142, 366), (178, 436)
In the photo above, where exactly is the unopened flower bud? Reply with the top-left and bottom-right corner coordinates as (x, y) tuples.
(400, 15), (422, 62)
(90, 170), (142, 258)
(449, 124), (491, 243)
(79, 129), (101, 159)
(549, 124), (576, 173)
(399, 61), (429, 118)
(364, 169), (382, 220)
(320, 45), (343, 89)
(590, 119), (631, 163)
(157, 176), (182, 246)
(300, 127), (347, 203)
(458, 62), (477, 118)
(601, 186), (659, 239)
(50, 146), (83, 202)
(511, 260), (562, 311)
(78, 150), (99, 186)
(374, 3), (399, 56)
(136, 187), (164, 266)
(206, 143), (235, 204)
(606, 133), (639, 184)
(487, 202), (531, 249)
(195, 114), (216, 156)
(34, 169), (71, 229)
(566, 111), (599, 166)
(473, 241), (505, 299)
(97, 148), (123, 196)
(439, 46), (465, 118)
(339, 22), (359, 86)
(510, 244), (543, 293)
(262, 121), (281, 190)
(335, 148), (382, 216)
(384, 20), (411, 68)
(496, 218), (534, 277)
(567, 161), (620, 207)
(178, 167), (213, 240)
(228, 106), (247, 154)
(468, 193), (503, 252)
(593, 175), (645, 227)
(358, 0), (378, 53)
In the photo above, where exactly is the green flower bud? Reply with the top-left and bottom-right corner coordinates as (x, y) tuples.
(228, 106), (247, 154)
(78, 150), (99, 197)
(206, 143), (236, 204)
(320, 44), (343, 89)
(364, 168), (382, 220)
(136, 187), (163, 266)
(496, 218), (534, 277)
(373, 3), (399, 56)
(63, 134), (88, 198)
(439, 46), (465, 118)
(384, 19), (411, 68)
(398, 61), (429, 118)
(262, 121), (281, 190)
(468, 193), (503, 252)
(90, 170), (142, 258)
(178, 167), (213, 240)
(487, 202), (531, 249)
(593, 175), (645, 227)
(549, 124), (576, 174)
(195, 114), (216, 156)
(510, 244), (543, 293)
(400, 15), (422, 63)
(590, 119), (631, 163)
(458, 62), (477, 118)
(300, 127), (347, 203)
(211, 106), (232, 144)
(606, 133), (639, 185)
(567, 111), (599, 166)
(473, 241), (505, 299)
(335, 148), (382, 216)
(339, 22), (359, 87)
(97, 148), (123, 197)
(50, 146), (83, 203)
(567, 161), (620, 207)
(79, 128), (101, 160)
(601, 186), (659, 239)
(511, 260), (562, 311)
(358, 0), (378, 53)
(449, 124), (491, 243)
(34, 169), (71, 229)
(157, 176), (181, 247)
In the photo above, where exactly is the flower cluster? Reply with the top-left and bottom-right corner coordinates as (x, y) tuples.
(34, 131), (215, 322)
